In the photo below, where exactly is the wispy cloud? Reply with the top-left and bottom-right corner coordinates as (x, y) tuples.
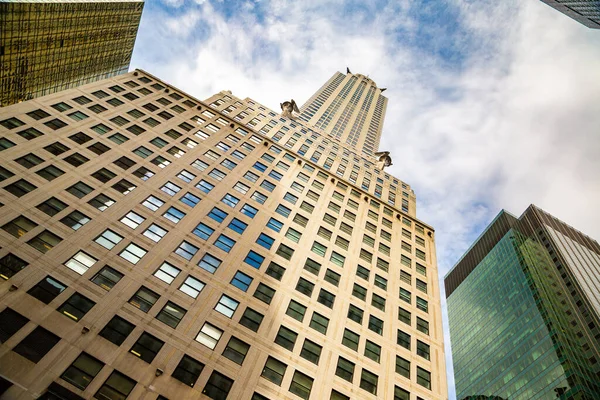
(131, 1), (600, 397)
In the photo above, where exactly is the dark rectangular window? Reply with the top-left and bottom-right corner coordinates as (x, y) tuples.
(91, 266), (123, 291)
(253, 283), (275, 304)
(275, 326), (297, 351)
(335, 357), (354, 382)
(114, 156), (136, 170)
(15, 153), (44, 168)
(317, 289), (335, 308)
(60, 211), (91, 230)
(156, 302), (186, 328)
(331, 390), (350, 400)
(372, 293), (386, 311)
(52, 102), (73, 111)
(374, 274), (387, 290)
(296, 278), (314, 297)
(394, 386), (410, 400)
(36, 165), (65, 181)
(1, 117), (25, 129)
(417, 367), (431, 389)
(261, 357), (286, 386)
(66, 181), (93, 198)
(0, 137), (16, 149)
(61, 352), (104, 390)
(304, 258), (321, 275)
(360, 370), (378, 395)
(129, 286), (159, 312)
(397, 330), (411, 350)
(0, 165), (14, 182)
(64, 153), (89, 167)
(112, 179), (136, 195)
(133, 166), (155, 181)
(2, 215), (37, 238)
(300, 339), (322, 364)
(130, 332), (164, 363)
(13, 326), (60, 363)
(17, 127), (44, 140)
(94, 371), (136, 400)
(27, 109), (51, 120)
(44, 118), (67, 130)
(352, 283), (367, 300)
(417, 317), (429, 335)
(265, 261), (285, 280)
(324, 269), (340, 286)
(99, 315), (135, 346)
(286, 300), (306, 322)
(27, 276), (67, 304)
(342, 329), (359, 351)
(37, 197), (67, 216)
(88, 142), (110, 155)
(203, 371), (234, 400)
(222, 336), (250, 365)
(275, 244), (294, 260)
(58, 293), (95, 321)
(239, 307), (263, 332)
(417, 340), (430, 360)
(172, 355), (204, 387)
(309, 312), (328, 334)
(0, 308), (29, 343)
(44, 142), (70, 155)
(4, 179), (37, 197)
(347, 305), (363, 324)
(368, 315), (384, 335)
(396, 356), (410, 378)
(0, 253), (29, 280)
(399, 307), (411, 325)
(364, 340), (381, 363)
(88, 194), (115, 211)
(289, 371), (313, 400)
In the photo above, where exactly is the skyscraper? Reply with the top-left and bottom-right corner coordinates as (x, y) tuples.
(539, 0), (600, 29)
(0, 68), (446, 400)
(0, 0), (144, 107)
(445, 205), (600, 400)
(298, 70), (388, 157)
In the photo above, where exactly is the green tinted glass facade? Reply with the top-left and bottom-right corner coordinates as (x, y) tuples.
(0, 0), (143, 106)
(447, 210), (600, 400)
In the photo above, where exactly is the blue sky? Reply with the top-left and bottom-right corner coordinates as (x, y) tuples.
(131, 1), (600, 398)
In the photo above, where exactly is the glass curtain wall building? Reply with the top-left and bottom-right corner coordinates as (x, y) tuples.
(539, 0), (600, 29)
(0, 69), (446, 400)
(445, 206), (600, 400)
(0, 0), (144, 107)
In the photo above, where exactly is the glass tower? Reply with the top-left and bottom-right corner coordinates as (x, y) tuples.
(0, 0), (144, 107)
(539, 0), (600, 29)
(0, 69), (446, 399)
(445, 206), (600, 400)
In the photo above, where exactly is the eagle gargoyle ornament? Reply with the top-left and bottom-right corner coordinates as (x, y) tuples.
(374, 151), (393, 170)
(280, 99), (299, 120)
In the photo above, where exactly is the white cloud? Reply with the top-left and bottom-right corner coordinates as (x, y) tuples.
(131, 1), (600, 398)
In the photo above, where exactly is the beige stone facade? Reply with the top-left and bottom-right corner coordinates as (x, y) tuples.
(0, 69), (447, 400)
